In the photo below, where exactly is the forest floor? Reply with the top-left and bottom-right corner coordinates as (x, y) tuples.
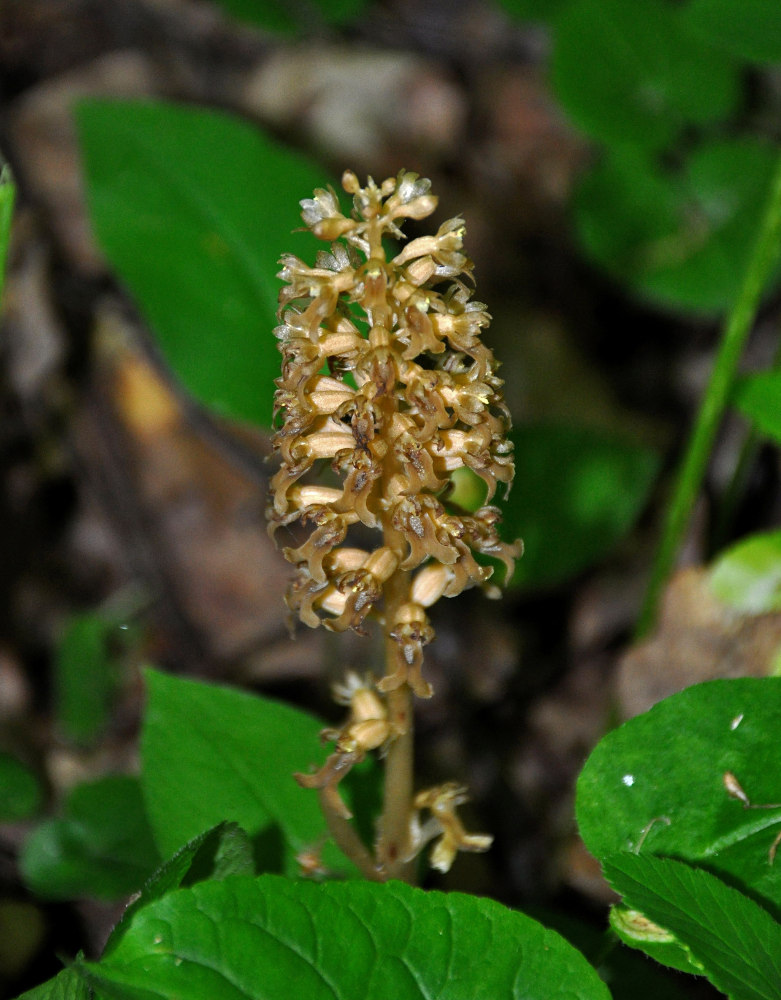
(2, 2), (779, 997)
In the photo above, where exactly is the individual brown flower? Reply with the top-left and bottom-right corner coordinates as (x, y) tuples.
(408, 783), (494, 873)
(295, 673), (393, 819)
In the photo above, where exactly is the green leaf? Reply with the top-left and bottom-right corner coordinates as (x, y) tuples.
(84, 875), (611, 1000)
(55, 612), (117, 747)
(502, 424), (658, 588)
(530, 905), (692, 999)
(0, 164), (14, 305)
(574, 147), (681, 286)
(608, 904), (703, 976)
(708, 529), (781, 614)
(76, 98), (327, 427)
(20, 775), (160, 901)
(141, 669), (359, 877)
(447, 465), (489, 511)
(210, 0), (366, 33)
(0, 752), (43, 821)
(574, 140), (780, 313)
(604, 854), (781, 1000)
(734, 370), (781, 444)
(190, 820), (255, 882)
(551, 0), (740, 148)
(576, 678), (781, 913)
(17, 965), (90, 1000)
(104, 822), (255, 957)
(682, 0), (781, 65)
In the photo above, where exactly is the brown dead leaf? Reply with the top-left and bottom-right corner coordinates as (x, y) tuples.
(9, 51), (159, 275)
(616, 566), (781, 719)
(78, 306), (315, 676)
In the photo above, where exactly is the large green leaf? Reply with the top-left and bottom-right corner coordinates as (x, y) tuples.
(530, 906), (691, 999)
(141, 669), (365, 877)
(576, 678), (781, 913)
(607, 903), (702, 977)
(104, 821), (255, 958)
(501, 425), (658, 588)
(604, 855), (781, 1000)
(83, 875), (611, 1000)
(20, 776), (160, 901)
(18, 966), (90, 1000)
(551, 0), (739, 148)
(55, 612), (118, 747)
(682, 0), (781, 65)
(734, 369), (781, 444)
(574, 140), (780, 313)
(76, 99), (327, 426)
(210, 0), (366, 33)
(0, 752), (43, 821)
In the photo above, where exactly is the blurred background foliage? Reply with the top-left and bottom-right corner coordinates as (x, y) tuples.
(2, 0), (781, 996)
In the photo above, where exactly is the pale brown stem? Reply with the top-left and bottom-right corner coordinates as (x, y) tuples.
(318, 788), (383, 881)
(375, 567), (417, 882)
(364, 215), (418, 880)
(377, 680), (416, 881)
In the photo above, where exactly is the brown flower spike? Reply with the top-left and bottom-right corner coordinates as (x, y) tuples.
(269, 170), (521, 876)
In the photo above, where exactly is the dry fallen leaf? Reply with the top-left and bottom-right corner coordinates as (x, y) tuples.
(616, 566), (781, 719)
(80, 307), (314, 675)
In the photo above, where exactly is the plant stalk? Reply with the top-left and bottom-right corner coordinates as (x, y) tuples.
(370, 246), (418, 881)
(636, 153), (781, 639)
(712, 326), (781, 550)
(0, 164), (15, 306)
(377, 680), (415, 881)
(376, 569), (416, 882)
(317, 789), (383, 881)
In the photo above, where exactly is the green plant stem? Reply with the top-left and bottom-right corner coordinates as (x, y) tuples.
(710, 426), (761, 552)
(712, 324), (781, 550)
(636, 152), (781, 639)
(0, 164), (15, 306)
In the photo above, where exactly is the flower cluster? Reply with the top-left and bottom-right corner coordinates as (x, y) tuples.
(294, 673), (494, 874)
(269, 170), (521, 875)
(268, 170), (522, 699)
